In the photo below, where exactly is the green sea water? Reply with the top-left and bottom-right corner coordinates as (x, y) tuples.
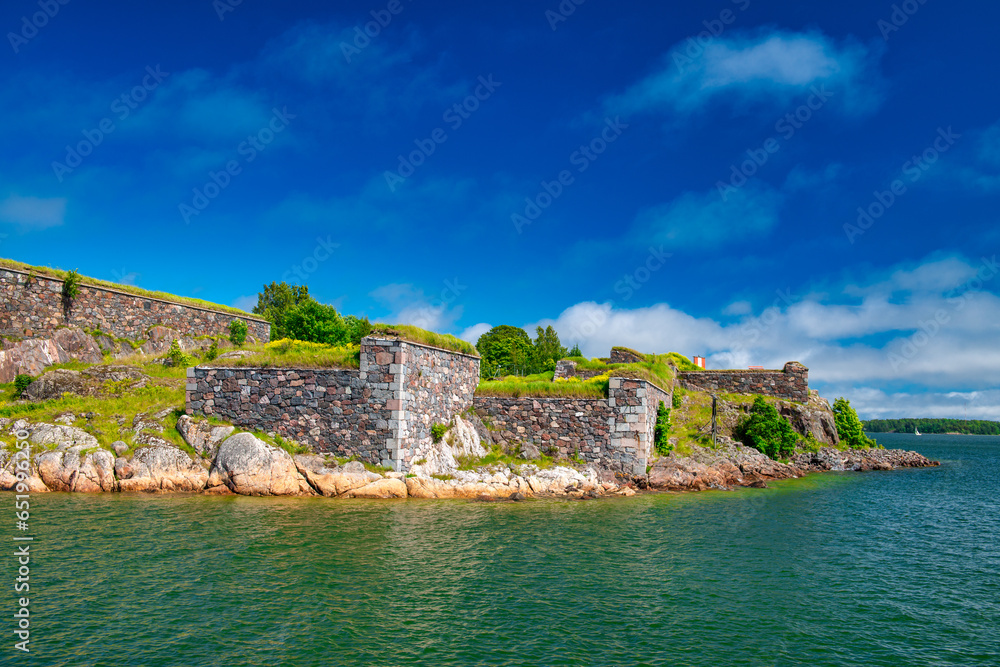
(4, 434), (998, 666)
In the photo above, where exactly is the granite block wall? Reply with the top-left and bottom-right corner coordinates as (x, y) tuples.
(0, 268), (269, 342)
(474, 377), (673, 475)
(186, 337), (480, 470)
(678, 362), (808, 402)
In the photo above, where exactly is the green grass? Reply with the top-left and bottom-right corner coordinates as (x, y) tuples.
(476, 354), (678, 398)
(208, 339), (362, 369)
(0, 257), (263, 319)
(456, 444), (557, 470)
(371, 324), (479, 357)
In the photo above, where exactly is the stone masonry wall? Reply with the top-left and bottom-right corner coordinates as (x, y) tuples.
(186, 337), (480, 470)
(610, 347), (646, 364)
(679, 362), (808, 403)
(474, 377), (673, 475)
(474, 396), (615, 461)
(553, 359), (605, 381)
(0, 268), (270, 342)
(395, 342), (481, 469)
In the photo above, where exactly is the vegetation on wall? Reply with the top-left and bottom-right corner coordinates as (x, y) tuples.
(209, 339), (361, 370)
(654, 400), (672, 456)
(0, 257), (261, 317)
(475, 324), (571, 377)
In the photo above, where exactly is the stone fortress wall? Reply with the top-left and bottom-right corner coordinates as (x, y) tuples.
(0, 267), (270, 342)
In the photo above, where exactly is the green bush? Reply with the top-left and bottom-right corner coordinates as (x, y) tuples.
(61, 269), (81, 310)
(654, 400), (672, 456)
(736, 396), (799, 460)
(205, 339), (219, 361)
(229, 319), (249, 347)
(167, 340), (191, 367)
(14, 374), (33, 396)
(671, 392), (682, 409)
(431, 422), (450, 443)
(832, 397), (878, 449)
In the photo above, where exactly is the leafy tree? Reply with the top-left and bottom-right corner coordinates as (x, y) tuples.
(476, 325), (535, 376)
(533, 325), (567, 371)
(736, 396), (799, 460)
(253, 282), (311, 340)
(568, 343), (583, 358)
(833, 397), (878, 449)
(344, 315), (374, 346)
(654, 401), (672, 456)
(284, 300), (349, 346)
(228, 319), (248, 347)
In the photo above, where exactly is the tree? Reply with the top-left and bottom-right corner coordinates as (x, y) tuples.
(476, 325), (536, 376)
(567, 343), (583, 358)
(228, 319), (248, 347)
(736, 396), (799, 460)
(284, 300), (350, 346)
(833, 397), (878, 449)
(253, 282), (311, 341)
(533, 325), (567, 372)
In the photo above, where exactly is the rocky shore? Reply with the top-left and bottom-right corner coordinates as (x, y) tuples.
(0, 414), (938, 500)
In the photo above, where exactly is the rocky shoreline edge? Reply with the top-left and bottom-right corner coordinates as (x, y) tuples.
(1, 416), (939, 500)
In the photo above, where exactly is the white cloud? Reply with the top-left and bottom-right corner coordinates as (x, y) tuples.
(526, 254), (1000, 419)
(612, 30), (882, 116)
(631, 184), (782, 249)
(460, 323), (491, 343)
(231, 295), (257, 312)
(723, 300), (752, 316)
(0, 195), (66, 230)
(370, 283), (464, 333)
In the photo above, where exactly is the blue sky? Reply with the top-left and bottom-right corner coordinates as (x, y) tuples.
(2, 0), (998, 419)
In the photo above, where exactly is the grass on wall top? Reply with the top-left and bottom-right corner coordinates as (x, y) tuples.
(207, 339), (362, 370)
(0, 257), (262, 319)
(371, 324), (479, 357)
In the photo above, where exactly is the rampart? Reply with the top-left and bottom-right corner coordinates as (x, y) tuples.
(185, 337), (480, 470)
(474, 377), (672, 475)
(678, 362), (809, 402)
(0, 267), (270, 342)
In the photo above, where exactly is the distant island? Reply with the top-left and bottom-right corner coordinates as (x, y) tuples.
(864, 418), (1000, 435)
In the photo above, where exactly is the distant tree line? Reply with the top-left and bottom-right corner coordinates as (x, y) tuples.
(863, 418), (1000, 435)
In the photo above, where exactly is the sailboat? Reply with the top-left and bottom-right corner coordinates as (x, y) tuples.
(915, 426), (922, 436)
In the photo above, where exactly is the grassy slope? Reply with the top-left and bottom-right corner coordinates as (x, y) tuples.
(476, 353), (677, 398)
(0, 257), (259, 319)
(209, 339), (362, 370)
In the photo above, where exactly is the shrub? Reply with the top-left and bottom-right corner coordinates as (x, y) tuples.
(205, 339), (219, 361)
(736, 396), (799, 460)
(229, 319), (248, 347)
(167, 340), (191, 367)
(832, 397), (878, 449)
(14, 374), (33, 396)
(654, 400), (672, 456)
(672, 392), (682, 409)
(62, 269), (81, 311)
(431, 422), (450, 443)
(568, 343), (582, 358)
